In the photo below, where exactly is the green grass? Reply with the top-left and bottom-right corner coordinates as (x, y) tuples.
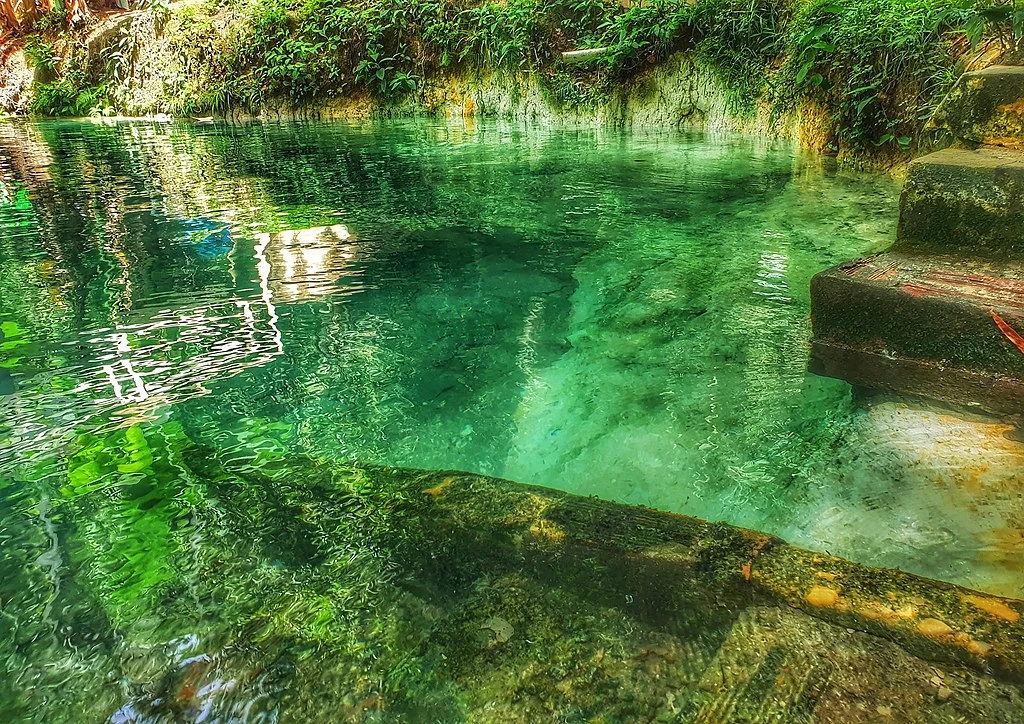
(785, 0), (969, 151)
(25, 0), (982, 152)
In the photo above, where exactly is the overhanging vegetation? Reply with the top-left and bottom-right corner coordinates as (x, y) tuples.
(11, 0), (1024, 152)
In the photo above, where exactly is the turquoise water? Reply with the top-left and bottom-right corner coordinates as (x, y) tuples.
(0, 120), (899, 530)
(3, 118), (1018, 720)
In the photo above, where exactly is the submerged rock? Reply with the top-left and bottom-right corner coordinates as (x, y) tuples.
(480, 617), (514, 648)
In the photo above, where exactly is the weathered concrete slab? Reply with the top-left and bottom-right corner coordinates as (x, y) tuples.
(195, 451), (1024, 714)
(929, 66), (1024, 147)
(896, 147), (1024, 258)
(375, 465), (1024, 683)
(810, 252), (1024, 414)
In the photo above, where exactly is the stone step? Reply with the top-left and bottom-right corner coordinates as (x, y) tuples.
(895, 146), (1024, 258)
(929, 65), (1024, 147)
(809, 252), (1024, 415)
(210, 453), (1024, 685)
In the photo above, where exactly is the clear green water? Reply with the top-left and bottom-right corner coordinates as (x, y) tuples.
(1, 119), (1009, 720)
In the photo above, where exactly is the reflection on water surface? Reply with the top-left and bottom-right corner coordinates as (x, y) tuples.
(0, 119), (1021, 720)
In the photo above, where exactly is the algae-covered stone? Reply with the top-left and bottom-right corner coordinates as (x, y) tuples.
(930, 66), (1024, 147)
(895, 147), (1024, 259)
(807, 585), (841, 608)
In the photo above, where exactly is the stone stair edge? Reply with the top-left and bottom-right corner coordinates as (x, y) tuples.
(412, 467), (1024, 682)
(815, 252), (1024, 294)
(910, 145), (1024, 168)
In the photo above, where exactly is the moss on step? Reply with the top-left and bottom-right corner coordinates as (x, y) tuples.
(896, 146), (1024, 259)
(930, 66), (1024, 148)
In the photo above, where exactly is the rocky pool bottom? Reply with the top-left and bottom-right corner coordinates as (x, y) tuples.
(4, 452), (1024, 723)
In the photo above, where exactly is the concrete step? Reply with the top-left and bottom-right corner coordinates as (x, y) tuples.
(810, 252), (1024, 415)
(895, 146), (1024, 259)
(930, 65), (1024, 147)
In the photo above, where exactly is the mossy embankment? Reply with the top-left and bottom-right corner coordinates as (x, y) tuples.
(0, 0), (1004, 164)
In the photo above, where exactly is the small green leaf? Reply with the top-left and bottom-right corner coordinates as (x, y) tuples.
(796, 61), (814, 84)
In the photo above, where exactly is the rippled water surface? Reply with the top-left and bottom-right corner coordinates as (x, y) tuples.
(1, 119), (1020, 720)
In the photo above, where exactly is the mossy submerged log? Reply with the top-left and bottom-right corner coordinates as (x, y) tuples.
(218, 454), (1024, 683)
(414, 470), (1024, 680)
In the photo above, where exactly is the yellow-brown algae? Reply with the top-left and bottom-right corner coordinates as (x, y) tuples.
(998, 98), (1024, 116)
(963, 594), (1021, 623)
(894, 604), (917, 620)
(422, 477), (454, 496)
(917, 618), (954, 639)
(859, 602), (897, 622)
(806, 586), (840, 608)
(967, 639), (994, 656)
(815, 572), (839, 581)
(528, 519), (566, 543)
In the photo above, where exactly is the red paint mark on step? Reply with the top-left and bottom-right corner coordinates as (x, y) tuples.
(901, 283), (933, 297)
(992, 310), (1024, 355)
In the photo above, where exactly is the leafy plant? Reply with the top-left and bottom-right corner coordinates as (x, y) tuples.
(30, 70), (105, 116)
(783, 0), (965, 151)
(602, 0), (686, 78)
(956, 0), (1024, 52)
(23, 36), (61, 75)
(32, 7), (70, 33)
(100, 26), (138, 89)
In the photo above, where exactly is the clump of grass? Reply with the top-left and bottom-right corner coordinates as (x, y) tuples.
(690, 0), (791, 115)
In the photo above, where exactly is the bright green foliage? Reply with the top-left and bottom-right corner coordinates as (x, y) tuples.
(23, 34), (106, 116)
(20, 0), (995, 151)
(602, 0), (687, 77)
(156, 0), (973, 149)
(955, 0), (1024, 52)
(787, 0), (968, 151)
(23, 34), (104, 116)
(22, 36), (61, 74)
(30, 72), (105, 116)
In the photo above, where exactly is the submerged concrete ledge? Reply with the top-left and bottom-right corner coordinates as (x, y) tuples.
(401, 468), (1024, 681)
(184, 450), (1024, 717)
